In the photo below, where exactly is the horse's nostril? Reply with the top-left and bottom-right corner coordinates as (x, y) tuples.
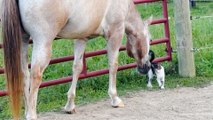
(137, 64), (150, 74)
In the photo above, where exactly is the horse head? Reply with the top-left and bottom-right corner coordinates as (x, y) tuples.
(126, 17), (152, 74)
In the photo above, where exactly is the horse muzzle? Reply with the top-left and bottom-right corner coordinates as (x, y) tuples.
(137, 63), (150, 74)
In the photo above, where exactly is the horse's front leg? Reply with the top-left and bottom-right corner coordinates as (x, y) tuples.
(64, 40), (86, 113)
(106, 24), (124, 107)
(26, 38), (53, 120)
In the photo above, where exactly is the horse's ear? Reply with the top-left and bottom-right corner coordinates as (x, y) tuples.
(144, 16), (153, 26)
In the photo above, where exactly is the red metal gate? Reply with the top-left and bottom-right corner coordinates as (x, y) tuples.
(0, 0), (172, 97)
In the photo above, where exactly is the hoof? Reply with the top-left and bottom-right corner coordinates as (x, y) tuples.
(65, 108), (77, 114)
(26, 113), (37, 120)
(64, 103), (76, 114)
(112, 101), (125, 108)
(26, 116), (37, 120)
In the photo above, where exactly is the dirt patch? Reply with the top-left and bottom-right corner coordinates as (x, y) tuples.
(39, 84), (213, 120)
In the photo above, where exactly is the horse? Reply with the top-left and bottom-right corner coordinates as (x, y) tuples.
(0, 0), (2, 22)
(1, 0), (152, 120)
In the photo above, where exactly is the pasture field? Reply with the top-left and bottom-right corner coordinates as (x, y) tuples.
(0, 2), (213, 119)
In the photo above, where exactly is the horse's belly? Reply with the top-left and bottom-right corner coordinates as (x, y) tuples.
(57, 18), (101, 39)
(0, 0), (2, 21)
(58, 0), (109, 39)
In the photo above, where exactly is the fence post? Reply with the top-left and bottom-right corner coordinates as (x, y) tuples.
(174, 0), (196, 77)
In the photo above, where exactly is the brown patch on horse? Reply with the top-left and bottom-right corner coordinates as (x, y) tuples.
(2, 0), (23, 119)
(126, 38), (134, 58)
(126, 33), (148, 61)
(31, 64), (42, 89)
(136, 40), (143, 60)
(137, 35), (148, 59)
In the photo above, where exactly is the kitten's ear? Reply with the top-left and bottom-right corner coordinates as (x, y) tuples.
(149, 50), (155, 62)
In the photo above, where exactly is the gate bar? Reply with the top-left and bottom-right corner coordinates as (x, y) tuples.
(0, 37), (169, 74)
(0, 55), (170, 97)
(134, 0), (162, 4)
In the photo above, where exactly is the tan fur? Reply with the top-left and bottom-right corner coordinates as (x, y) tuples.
(0, 0), (2, 25)
(125, 1), (151, 66)
(57, 0), (108, 39)
(2, 0), (151, 119)
(126, 39), (134, 58)
(31, 65), (42, 85)
(0, 0), (2, 18)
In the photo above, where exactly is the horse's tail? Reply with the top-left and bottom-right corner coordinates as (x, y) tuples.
(2, 0), (23, 119)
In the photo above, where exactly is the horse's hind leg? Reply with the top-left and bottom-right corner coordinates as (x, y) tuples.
(20, 34), (30, 117)
(106, 23), (124, 107)
(26, 36), (53, 120)
(64, 40), (86, 113)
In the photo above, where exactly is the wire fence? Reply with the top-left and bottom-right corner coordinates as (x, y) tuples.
(191, 45), (213, 52)
(189, 0), (213, 8)
(172, 44), (213, 53)
(190, 15), (213, 20)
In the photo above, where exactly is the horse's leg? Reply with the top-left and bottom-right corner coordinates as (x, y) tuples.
(26, 37), (53, 120)
(64, 40), (86, 113)
(20, 34), (30, 117)
(106, 24), (124, 107)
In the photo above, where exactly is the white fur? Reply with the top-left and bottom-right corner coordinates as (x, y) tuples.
(3, 0), (150, 119)
(0, 0), (2, 24)
(64, 40), (86, 113)
(147, 65), (165, 89)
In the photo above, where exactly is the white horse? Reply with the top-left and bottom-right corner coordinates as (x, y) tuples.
(0, 0), (2, 22)
(1, 0), (152, 120)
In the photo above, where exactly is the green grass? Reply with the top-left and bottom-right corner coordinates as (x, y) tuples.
(0, 2), (213, 119)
